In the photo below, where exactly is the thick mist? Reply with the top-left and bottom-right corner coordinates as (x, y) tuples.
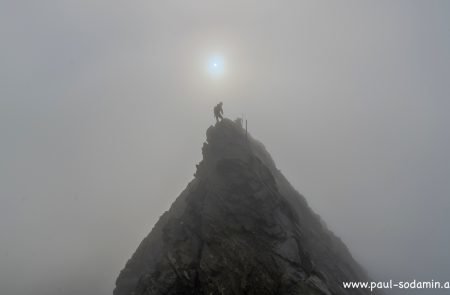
(1, 1), (449, 295)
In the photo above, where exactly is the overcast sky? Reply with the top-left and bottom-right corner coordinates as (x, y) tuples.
(1, 1), (450, 295)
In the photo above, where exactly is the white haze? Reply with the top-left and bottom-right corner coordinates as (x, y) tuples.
(1, 1), (449, 294)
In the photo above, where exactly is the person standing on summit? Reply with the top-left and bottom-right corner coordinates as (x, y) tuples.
(213, 102), (223, 122)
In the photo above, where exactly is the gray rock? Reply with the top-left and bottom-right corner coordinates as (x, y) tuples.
(114, 119), (378, 295)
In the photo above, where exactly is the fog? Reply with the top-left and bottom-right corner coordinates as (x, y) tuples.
(1, 1), (449, 294)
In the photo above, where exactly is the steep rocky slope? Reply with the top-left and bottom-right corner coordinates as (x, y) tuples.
(114, 118), (374, 295)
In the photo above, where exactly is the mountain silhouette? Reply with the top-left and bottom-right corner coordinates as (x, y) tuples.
(114, 118), (374, 295)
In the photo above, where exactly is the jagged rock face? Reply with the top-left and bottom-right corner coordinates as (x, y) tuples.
(114, 119), (374, 295)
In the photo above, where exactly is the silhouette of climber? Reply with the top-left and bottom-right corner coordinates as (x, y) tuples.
(214, 102), (223, 122)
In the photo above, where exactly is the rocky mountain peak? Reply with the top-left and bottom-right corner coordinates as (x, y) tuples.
(114, 118), (374, 295)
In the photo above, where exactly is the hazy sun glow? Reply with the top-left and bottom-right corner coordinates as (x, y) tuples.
(207, 55), (225, 78)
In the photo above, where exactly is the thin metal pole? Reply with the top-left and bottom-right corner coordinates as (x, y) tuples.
(245, 119), (248, 140)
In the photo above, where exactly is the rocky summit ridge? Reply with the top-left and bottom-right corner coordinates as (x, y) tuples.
(114, 118), (374, 295)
